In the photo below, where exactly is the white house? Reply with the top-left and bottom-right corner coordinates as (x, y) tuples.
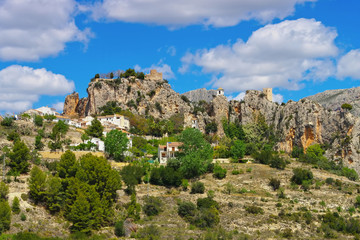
(54, 115), (71, 124)
(97, 114), (130, 130)
(36, 106), (59, 116)
(85, 138), (105, 151)
(158, 142), (183, 164)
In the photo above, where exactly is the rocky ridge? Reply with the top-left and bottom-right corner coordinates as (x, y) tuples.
(181, 88), (218, 103)
(64, 77), (360, 173)
(305, 86), (360, 117)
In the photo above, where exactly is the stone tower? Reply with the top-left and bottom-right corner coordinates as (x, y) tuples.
(263, 88), (272, 102)
(145, 69), (163, 81)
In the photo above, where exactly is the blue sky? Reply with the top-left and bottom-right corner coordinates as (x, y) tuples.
(0, 0), (360, 113)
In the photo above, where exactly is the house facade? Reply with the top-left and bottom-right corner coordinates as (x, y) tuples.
(97, 114), (130, 130)
(158, 142), (183, 164)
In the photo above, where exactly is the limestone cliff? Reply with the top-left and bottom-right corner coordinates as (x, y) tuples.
(182, 88), (218, 103)
(63, 92), (79, 118)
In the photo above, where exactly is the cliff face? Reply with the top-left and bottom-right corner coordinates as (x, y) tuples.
(64, 78), (360, 172)
(305, 86), (360, 117)
(182, 88), (218, 103)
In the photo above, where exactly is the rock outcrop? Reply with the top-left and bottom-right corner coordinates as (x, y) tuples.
(182, 88), (218, 103)
(305, 86), (360, 117)
(64, 77), (360, 173)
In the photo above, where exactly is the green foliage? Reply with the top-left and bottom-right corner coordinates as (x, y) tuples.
(34, 115), (43, 127)
(20, 213), (26, 221)
(252, 150), (287, 170)
(135, 224), (161, 240)
(341, 103), (353, 111)
(29, 166), (47, 203)
(127, 193), (141, 221)
(291, 146), (303, 158)
(181, 179), (189, 191)
(0, 182), (9, 200)
(43, 114), (56, 121)
(143, 196), (163, 216)
(245, 205), (264, 214)
(191, 181), (205, 194)
(205, 121), (218, 134)
(0, 200), (11, 234)
(177, 128), (213, 179)
(197, 197), (219, 210)
(230, 140), (246, 160)
(35, 135), (44, 150)
(109, 72), (114, 79)
(49, 120), (69, 151)
(291, 168), (313, 185)
(58, 150), (77, 178)
(213, 164), (227, 179)
(222, 120), (245, 140)
(181, 95), (190, 103)
(150, 166), (182, 188)
(114, 220), (125, 237)
(7, 130), (20, 142)
(68, 192), (93, 234)
(85, 118), (103, 138)
(9, 141), (31, 174)
(98, 101), (122, 115)
(321, 212), (360, 235)
(104, 129), (129, 161)
(95, 73), (100, 78)
(269, 178), (280, 191)
(120, 165), (145, 194)
(155, 102), (162, 113)
(123, 68), (136, 78)
(12, 196), (20, 214)
(1, 117), (14, 127)
(45, 176), (63, 214)
(178, 201), (197, 220)
(269, 155), (287, 170)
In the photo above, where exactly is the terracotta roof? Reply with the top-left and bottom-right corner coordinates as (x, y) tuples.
(167, 142), (183, 147)
(158, 145), (166, 149)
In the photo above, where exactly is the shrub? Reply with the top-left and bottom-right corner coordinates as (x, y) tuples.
(230, 140), (246, 160)
(291, 168), (313, 185)
(0, 200), (11, 234)
(178, 201), (197, 219)
(269, 178), (280, 191)
(191, 181), (205, 194)
(12, 196), (20, 214)
(197, 197), (219, 210)
(0, 182), (9, 200)
(136, 224), (161, 240)
(1, 117), (14, 127)
(155, 102), (162, 113)
(143, 196), (163, 216)
(7, 131), (20, 142)
(245, 205), (264, 214)
(325, 178), (334, 185)
(341, 103), (353, 111)
(231, 170), (240, 175)
(269, 155), (287, 170)
(114, 220), (125, 237)
(20, 213), (26, 221)
(182, 179), (189, 191)
(213, 164), (227, 179)
(34, 115), (43, 127)
(291, 146), (303, 158)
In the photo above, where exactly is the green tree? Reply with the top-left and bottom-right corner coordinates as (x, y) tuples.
(222, 119), (245, 140)
(178, 128), (213, 179)
(49, 120), (69, 151)
(291, 168), (313, 185)
(34, 115), (43, 127)
(0, 200), (11, 234)
(109, 72), (114, 79)
(127, 193), (141, 221)
(34, 135), (44, 150)
(12, 196), (20, 214)
(98, 101), (122, 115)
(7, 131), (20, 142)
(341, 103), (353, 111)
(0, 182), (9, 200)
(1, 117), (14, 127)
(86, 117), (103, 138)
(114, 220), (125, 237)
(120, 165), (144, 194)
(205, 121), (218, 134)
(8, 141), (31, 174)
(230, 140), (246, 160)
(104, 130), (129, 161)
(68, 192), (92, 234)
(45, 176), (63, 214)
(57, 150), (77, 178)
(143, 196), (163, 216)
(28, 166), (47, 203)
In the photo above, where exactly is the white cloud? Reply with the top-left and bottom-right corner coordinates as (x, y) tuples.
(90, 0), (316, 28)
(167, 46), (177, 56)
(52, 102), (64, 112)
(337, 49), (360, 79)
(135, 62), (175, 80)
(0, 65), (74, 112)
(0, 0), (92, 61)
(228, 92), (246, 101)
(180, 18), (338, 92)
(273, 94), (284, 103)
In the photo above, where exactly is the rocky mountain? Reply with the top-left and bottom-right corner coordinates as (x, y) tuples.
(181, 88), (218, 103)
(305, 86), (360, 116)
(64, 75), (360, 173)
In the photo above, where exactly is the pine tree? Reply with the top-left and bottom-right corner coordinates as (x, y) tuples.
(127, 193), (141, 221)
(12, 196), (20, 214)
(86, 118), (104, 138)
(0, 182), (9, 200)
(46, 176), (63, 214)
(69, 193), (92, 234)
(29, 166), (47, 203)
(8, 141), (31, 174)
(58, 150), (77, 178)
(0, 200), (11, 234)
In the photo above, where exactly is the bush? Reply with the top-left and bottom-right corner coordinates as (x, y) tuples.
(114, 220), (125, 237)
(191, 181), (205, 194)
(230, 140), (246, 159)
(7, 131), (20, 142)
(197, 197), (219, 210)
(12, 196), (20, 214)
(291, 146), (303, 158)
(0, 200), (11, 234)
(34, 115), (43, 127)
(291, 168), (313, 185)
(269, 155), (287, 170)
(143, 196), (163, 216)
(269, 178), (280, 191)
(20, 213), (26, 221)
(178, 201), (197, 219)
(245, 205), (264, 214)
(213, 164), (227, 179)
(1, 117), (14, 127)
(231, 170), (241, 175)
(0, 182), (9, 200)
(136, 224), (161, 240)
(325, 178), (334, 185)
(341, 103), (353, 111)
(181, 179), (189, 191)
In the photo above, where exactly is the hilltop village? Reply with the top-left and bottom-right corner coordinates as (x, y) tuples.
(1, 68), (360, 239)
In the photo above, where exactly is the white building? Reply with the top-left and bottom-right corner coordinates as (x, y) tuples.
(85, 138), (105, 151)
(158, 142), (183, 164)
(36, 106), (59, 116)
(97, 114), (130, 130)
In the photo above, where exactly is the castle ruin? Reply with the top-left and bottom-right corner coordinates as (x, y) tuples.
(263, 88), (272, 102)
(145, 69), (163, 81)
